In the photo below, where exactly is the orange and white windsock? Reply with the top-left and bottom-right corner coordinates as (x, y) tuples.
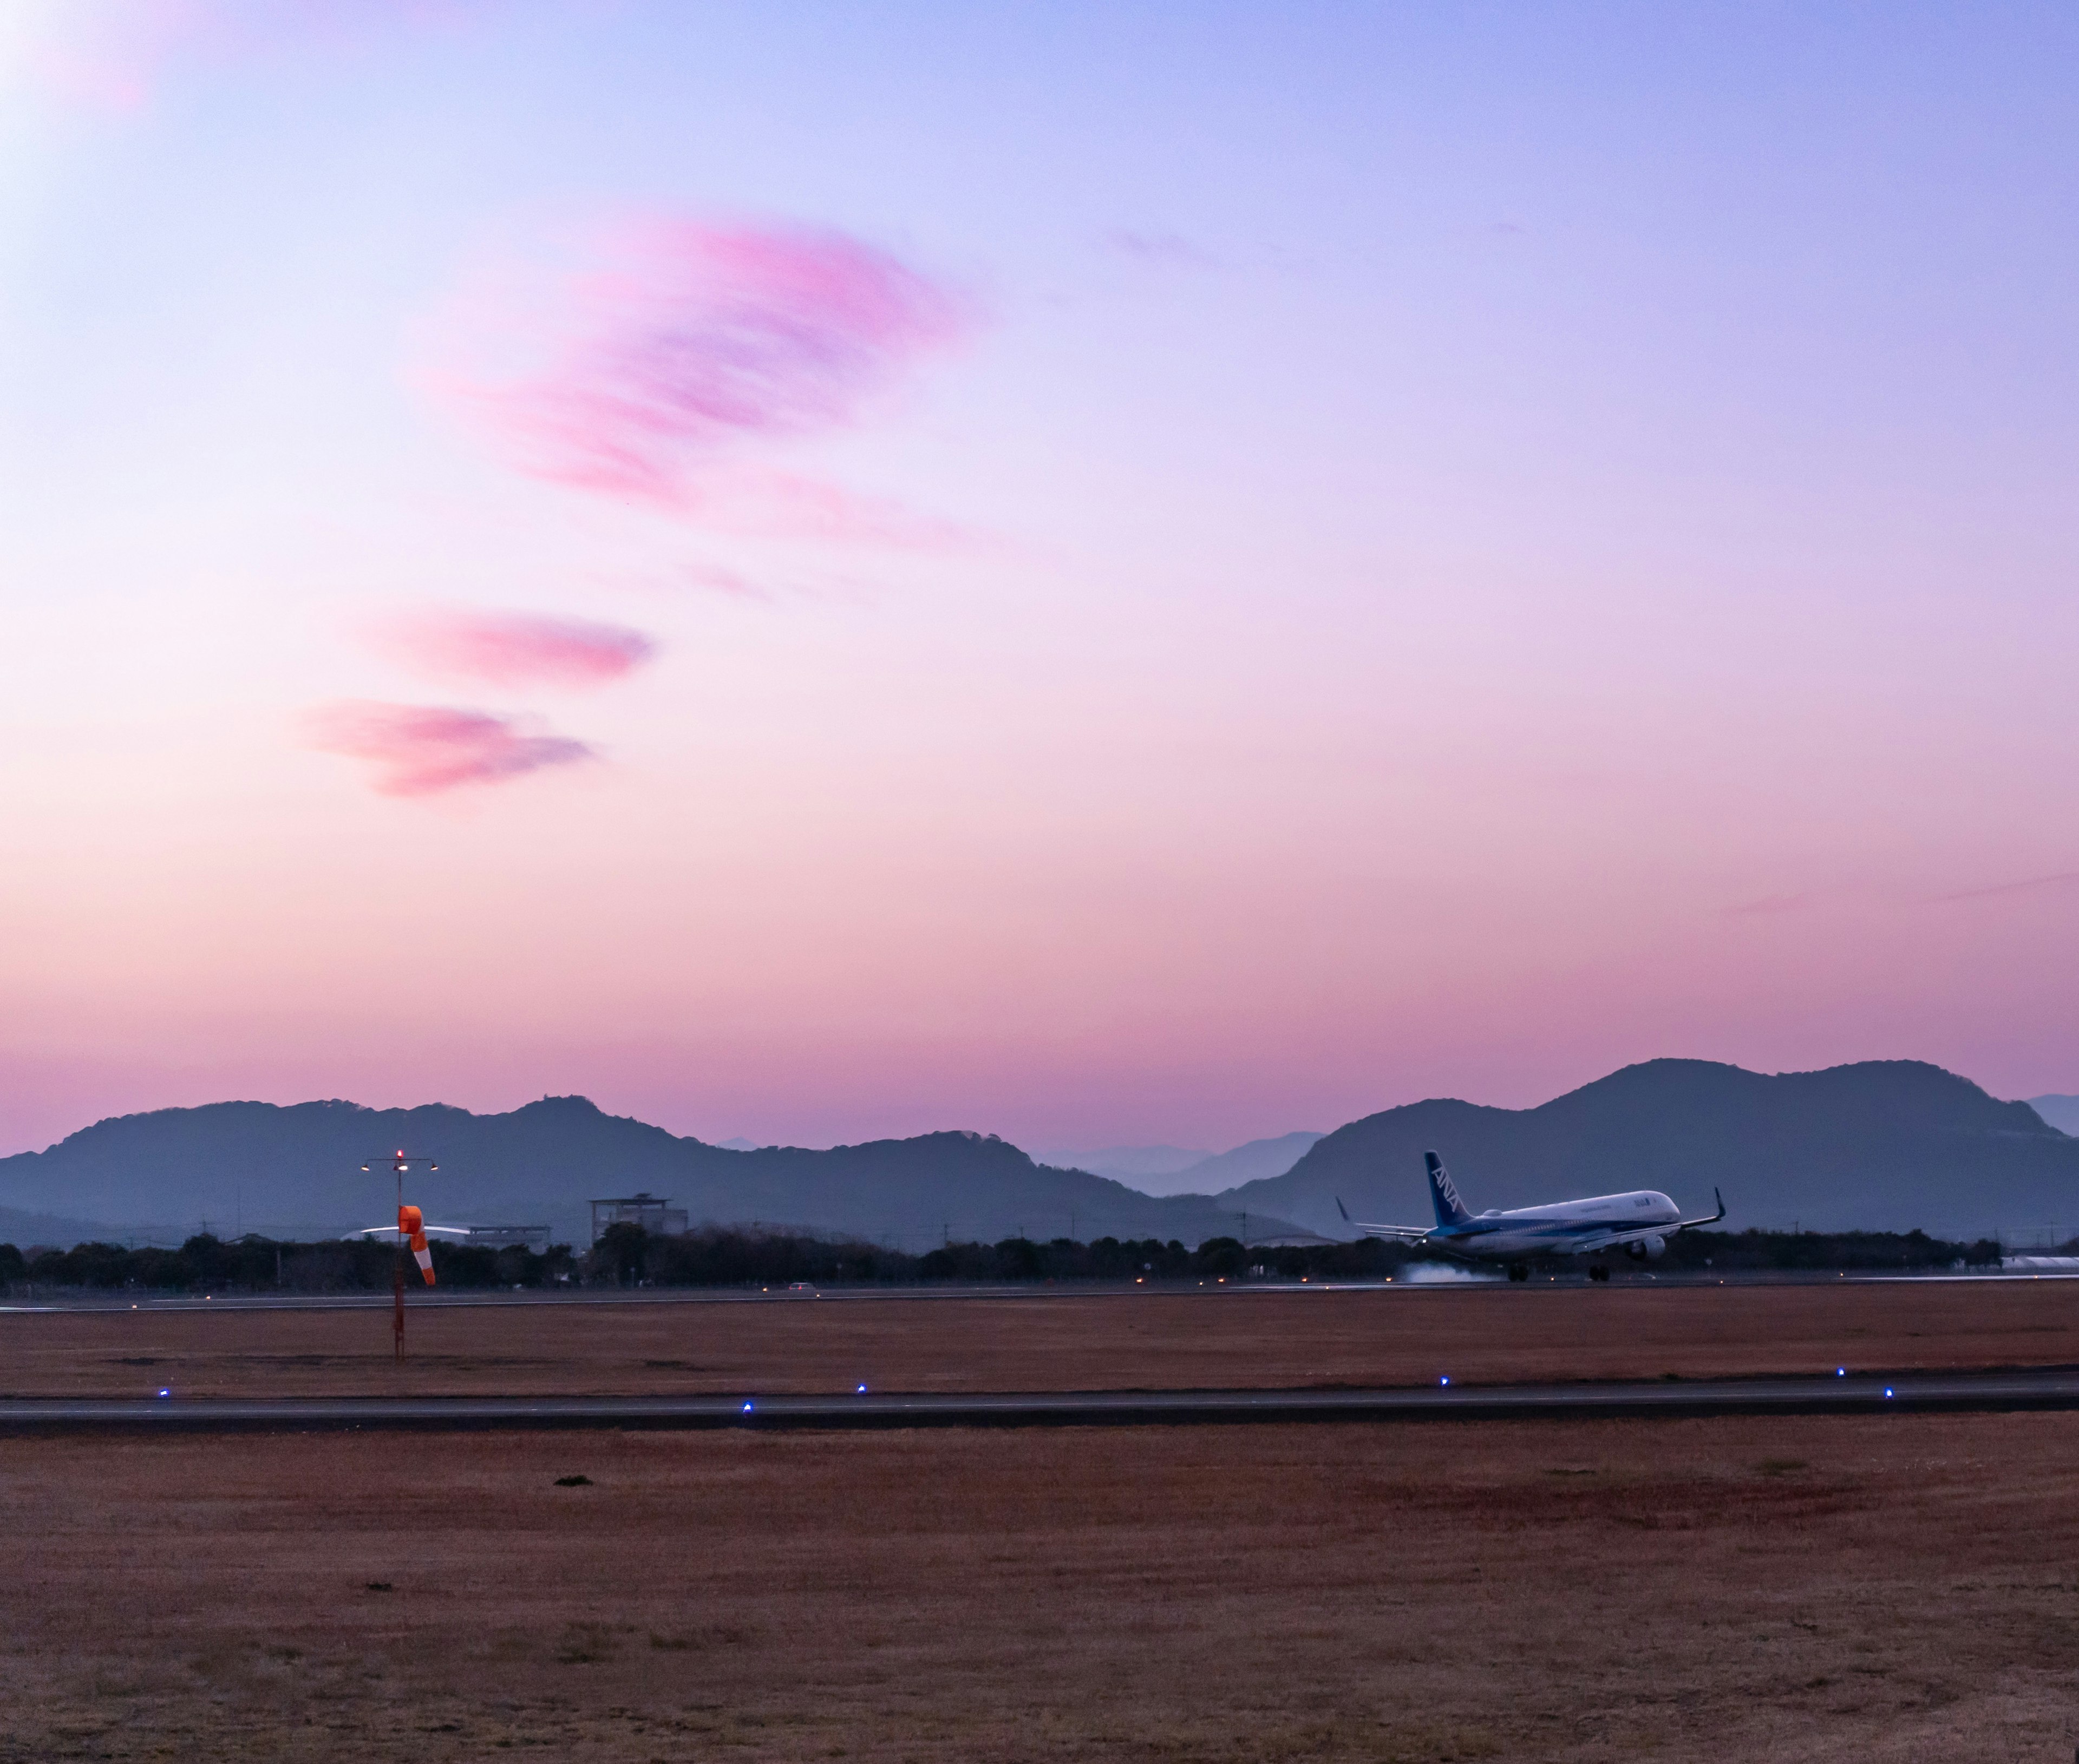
(398, 1204), (436, 1286)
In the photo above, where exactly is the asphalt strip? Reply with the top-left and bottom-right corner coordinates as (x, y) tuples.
(5, 1371), (2079, 1432)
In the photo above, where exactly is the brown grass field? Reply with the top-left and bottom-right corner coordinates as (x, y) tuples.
(3, 1414), (2077, 1761)
(4, 1278), (2078, 1399)
(4, 1285), (2078, 1760)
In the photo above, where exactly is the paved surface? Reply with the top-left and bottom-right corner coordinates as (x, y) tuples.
(4, 1370), (2079, 1432)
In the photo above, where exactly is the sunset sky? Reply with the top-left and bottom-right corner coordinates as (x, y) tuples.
(3, 1), (2077, 1156)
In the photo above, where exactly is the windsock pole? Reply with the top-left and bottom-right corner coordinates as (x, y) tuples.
(395, 1163), (407, 1361)
(362, 1151), (439, 1364)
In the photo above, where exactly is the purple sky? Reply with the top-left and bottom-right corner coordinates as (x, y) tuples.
(2, 2), (2076, 1153)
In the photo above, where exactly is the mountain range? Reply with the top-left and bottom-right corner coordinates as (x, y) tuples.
(0, 1100), (1285, 1250)
(0, 1058), (2072, 1251)
(1236, 1060), (2077, 1242)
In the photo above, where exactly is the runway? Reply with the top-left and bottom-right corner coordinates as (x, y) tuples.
(4, 1266), (2074, 1316)
(5, 1368), (2079, 1432)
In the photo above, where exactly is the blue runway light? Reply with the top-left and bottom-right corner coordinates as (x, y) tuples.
(1837, 1367), (1846, 1376)
(1439, 1375), (1451, 1387)
(1884, 1387), (1894, 1399)
(857, 1383), (868, 1394)
(741, 1400), (753, 1413)
(157, 1388), (171, 1398)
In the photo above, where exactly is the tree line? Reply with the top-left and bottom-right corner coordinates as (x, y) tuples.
(0, 1221), (2009, 1293)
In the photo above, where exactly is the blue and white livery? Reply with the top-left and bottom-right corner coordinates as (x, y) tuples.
(1338, 1151), (1726, 1282)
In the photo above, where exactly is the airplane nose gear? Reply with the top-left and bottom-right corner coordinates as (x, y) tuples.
(1507, 1263), (1530, 1282)
(1588, 1263), (1611, 1282)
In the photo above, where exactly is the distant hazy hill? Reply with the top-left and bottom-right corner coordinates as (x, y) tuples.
(2028, 1095), (2079, 1136)
(0, 1204), (130, 1253)
(1167, 1133), (1324, 1194)
(1032, 1144), (1211, 1186)
(0, 1098), (1287, 1250)
(1036, 1133), (1324, 1196)
(1214, 1060), (2079, 1240)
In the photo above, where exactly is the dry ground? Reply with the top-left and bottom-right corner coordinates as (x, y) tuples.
(2, 1414), (2076, 1762)
(5, 1280), (2079, 1400)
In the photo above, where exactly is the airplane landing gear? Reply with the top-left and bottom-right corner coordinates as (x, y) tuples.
(1588, 1263), (1611, 1282)
(1507, 1263), (1530, 1282)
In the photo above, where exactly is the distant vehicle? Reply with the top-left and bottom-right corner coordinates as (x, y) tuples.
(786, 1283), (817, 1295)
(1339, 1151), (1725, 1283)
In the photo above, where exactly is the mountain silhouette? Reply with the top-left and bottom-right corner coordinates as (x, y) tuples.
(0, 1097), (1285, 1250)
(1213, 1059), (2076, 1240)
(1167, 1132), (1324, 1194)
(4, 1059), (2070, 1252)
(2029, 1094), (2079, 1136)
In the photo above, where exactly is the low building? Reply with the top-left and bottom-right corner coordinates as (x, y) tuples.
(589, 1193), (689, 1245)
(461, 1224), (554, 1252)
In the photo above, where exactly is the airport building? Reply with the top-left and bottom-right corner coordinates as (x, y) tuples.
(459, 1224), (554, 1252)
(589, 1193), (689, 1245)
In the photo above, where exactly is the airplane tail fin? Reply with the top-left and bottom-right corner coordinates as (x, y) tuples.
(1424, 1151), (1471, 1229)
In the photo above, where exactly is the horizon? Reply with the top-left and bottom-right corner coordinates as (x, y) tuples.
(6, 5), (2079, 1156)
(9, 1054), (2071, 1169)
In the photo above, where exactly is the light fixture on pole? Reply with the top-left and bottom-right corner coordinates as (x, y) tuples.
(355, 1151), (458, 1362)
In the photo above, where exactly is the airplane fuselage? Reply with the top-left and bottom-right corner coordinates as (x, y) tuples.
(1429, 1189), (1680, 1260)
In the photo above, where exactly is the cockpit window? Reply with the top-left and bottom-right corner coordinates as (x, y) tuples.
(1635, 1196), (1652, 1207)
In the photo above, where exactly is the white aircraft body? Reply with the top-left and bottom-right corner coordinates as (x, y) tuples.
(1341, 1151), (1725, 1282)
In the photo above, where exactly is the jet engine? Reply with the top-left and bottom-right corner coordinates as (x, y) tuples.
(1624, 1234), (1667, 1262)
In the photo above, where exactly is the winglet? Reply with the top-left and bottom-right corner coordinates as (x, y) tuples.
(1336, 1196), (1351, 1222)
(1675, 1186), (1728, 1231)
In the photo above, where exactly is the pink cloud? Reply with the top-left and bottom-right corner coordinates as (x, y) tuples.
(305, 702), (595, 797)
(677, 562), (766, 599)
(437, 219), (964, 511)
(699, 468), (977, 549)
(371, 612), (655, 690)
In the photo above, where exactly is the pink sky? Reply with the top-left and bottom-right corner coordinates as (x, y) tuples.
(2, 3), (2076, 1153)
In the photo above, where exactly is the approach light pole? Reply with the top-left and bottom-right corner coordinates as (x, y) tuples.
(362, 1151), (439, 1362)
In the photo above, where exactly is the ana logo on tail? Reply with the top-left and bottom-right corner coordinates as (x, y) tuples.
(1424, 1151), (1471, 1228)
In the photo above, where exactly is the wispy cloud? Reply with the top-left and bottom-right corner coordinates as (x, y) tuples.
(306, 702), (594, 797)
(1936, 870), (2079, 904)
(434, 218), (964, 517)
(370, 612), (655, 690)
(676, 562), (767, 600)
(1100, 228), (1218, 270)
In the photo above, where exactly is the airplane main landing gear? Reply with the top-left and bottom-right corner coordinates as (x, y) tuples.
(1507, 1263), (1530, 1282)
(1588, 1263), (1611, 1282)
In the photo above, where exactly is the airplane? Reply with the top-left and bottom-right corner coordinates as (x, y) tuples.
(1338, 1151), (1725, 1282)
(355, 1149), (466, 1287)
(352, 1212), (472, 1286)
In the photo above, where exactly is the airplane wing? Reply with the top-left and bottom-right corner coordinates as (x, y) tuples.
(1676, 1188), (1728, 1230)
(1562, 1227), (1660, 1256)
(1566, 1190), (1727, 1256)
(1335, 1197), (1431, 1244)
(355, 1225), (475, 1240)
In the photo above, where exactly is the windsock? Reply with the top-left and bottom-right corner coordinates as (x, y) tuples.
(398, 1204), (436, 1286)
